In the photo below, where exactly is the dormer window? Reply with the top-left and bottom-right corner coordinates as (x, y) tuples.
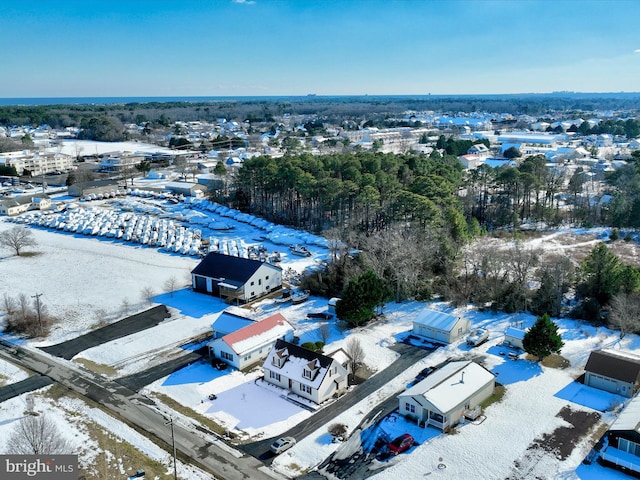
(272, 347), (289, 368)
(303, 359), (320, 380)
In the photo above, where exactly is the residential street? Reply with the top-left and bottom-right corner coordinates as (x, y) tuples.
(0, 340), (279, 480)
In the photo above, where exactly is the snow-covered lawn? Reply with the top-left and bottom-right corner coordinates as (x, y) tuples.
(2, 192), (640, 479)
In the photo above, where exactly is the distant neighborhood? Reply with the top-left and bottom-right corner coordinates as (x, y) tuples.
(2, 96), (640, 480)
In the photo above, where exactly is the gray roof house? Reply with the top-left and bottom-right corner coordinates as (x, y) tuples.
(398, 360), (495, 432)
(0, 194), (51, 216)
(584, 349), (640, 398)
(262, 339), (348, 405)
(601, 394), (640, 475)
(191, 252), (282, 304)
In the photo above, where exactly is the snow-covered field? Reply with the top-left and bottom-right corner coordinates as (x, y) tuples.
(0, 188), (639, 480)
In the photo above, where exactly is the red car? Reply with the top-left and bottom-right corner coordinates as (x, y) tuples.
(387, 433), (414, 455)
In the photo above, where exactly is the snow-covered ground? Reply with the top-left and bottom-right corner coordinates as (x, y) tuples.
(0, 188), (639, 479)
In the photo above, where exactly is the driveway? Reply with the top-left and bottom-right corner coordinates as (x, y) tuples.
(39, 305), (171, 359)
(240, 342), (432, 461)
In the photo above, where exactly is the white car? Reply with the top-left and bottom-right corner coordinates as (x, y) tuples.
(467, 328), (489, 346)
(270, 437), (296, 454)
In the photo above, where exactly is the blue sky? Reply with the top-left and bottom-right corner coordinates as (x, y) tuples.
(2, 0), (640, 97)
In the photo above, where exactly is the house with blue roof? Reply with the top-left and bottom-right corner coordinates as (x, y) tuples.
(412, 308), (470, 344)
(191, 252), (282, 304)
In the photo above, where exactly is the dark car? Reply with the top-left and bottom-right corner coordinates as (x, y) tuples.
(415, 367), (433, 382)
(211, 358), (228, 370)
(387, 434), (414, 455)
(306, 312), (333, 320)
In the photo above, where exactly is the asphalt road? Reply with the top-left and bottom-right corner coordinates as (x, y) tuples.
(240, 342), (432, 462)
(116, 347), (207, 392)
(0, 374), (54, 402)
(40, 305), (171, 359)
(0, 341), (280, 480)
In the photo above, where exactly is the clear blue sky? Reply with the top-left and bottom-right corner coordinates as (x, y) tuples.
(2, 0), (639, 98)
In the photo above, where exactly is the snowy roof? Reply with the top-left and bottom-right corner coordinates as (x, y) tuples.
(325, 348), (351, 367)
(210, 311), (255, 337)
(505, 327), (526, 340)
(264, 339), (337, 389)
(400, 361), (495, 414)
(223, 313), (293, 355)
(609, 394), (640, 433)
(413, 308), (461, 332)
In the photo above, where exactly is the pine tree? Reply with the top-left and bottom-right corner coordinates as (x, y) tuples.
(522, 314), (564, 360)
(335, 270), (390, 327)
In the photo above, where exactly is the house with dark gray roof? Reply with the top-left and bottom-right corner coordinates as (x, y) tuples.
(601, 394), (640, 474)
(584, 349), (640, 398)
(262, 339), (348, 404)
(191, 252), (282, 304)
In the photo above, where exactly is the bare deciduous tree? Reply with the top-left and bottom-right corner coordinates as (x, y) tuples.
(164, 276), (178, 297)
(7, 414), (72, 455)
(610, 293), (640, 339)
(121, 297), (131, 315)
(2, 293), (16, 315)
(318, 322), (331, 344)
(345, 337), (365, 378)
(140, 286), (155, 305)
(94, 308), (108, 328)
(0, 226), (37, 256)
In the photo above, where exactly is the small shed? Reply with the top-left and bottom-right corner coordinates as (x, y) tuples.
(412, 308), (470, 344)
(328, 298), (340, 315)
(504, 327), (527, 350)
(584, 349), (640, 398)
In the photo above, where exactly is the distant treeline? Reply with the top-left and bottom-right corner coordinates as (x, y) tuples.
(1, 94), (640, 131)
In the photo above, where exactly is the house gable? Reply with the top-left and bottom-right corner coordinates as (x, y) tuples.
(585, 349), (640, 384)
(222, 313), (293, 356)
(263, 339), (347, 403)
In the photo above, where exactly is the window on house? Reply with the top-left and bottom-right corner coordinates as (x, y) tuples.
(221, 351), (233, 361)
(429, 411), (444, 423)
(266, 275), (269, 280)
(258, 279), (262, 285)
(405, 403), (415, 413)
(269, 371), (281, 381)
(301, 384), (312, 394)
(251, 281), (254, 286)
(303, 369), (312, 379)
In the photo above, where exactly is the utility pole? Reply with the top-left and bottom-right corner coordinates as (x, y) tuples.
(165, 417), (178, 480)
(31, 293), (43, 335)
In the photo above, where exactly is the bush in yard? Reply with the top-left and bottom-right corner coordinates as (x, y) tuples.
(328, 423), (348, 441)
(301, 342), (324, 352)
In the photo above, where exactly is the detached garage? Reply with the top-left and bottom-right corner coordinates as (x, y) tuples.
(412, 308), (470, 344)
(584, 349), (640, 398)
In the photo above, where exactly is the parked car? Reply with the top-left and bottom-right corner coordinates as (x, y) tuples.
(306, 312), (333, 320)
(270, 436), (296, 454)
(415, 367), (433, 383)
(387, 433), (414, 455)
(211, 358), (228, 370)
(467, 328), (489, 347)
